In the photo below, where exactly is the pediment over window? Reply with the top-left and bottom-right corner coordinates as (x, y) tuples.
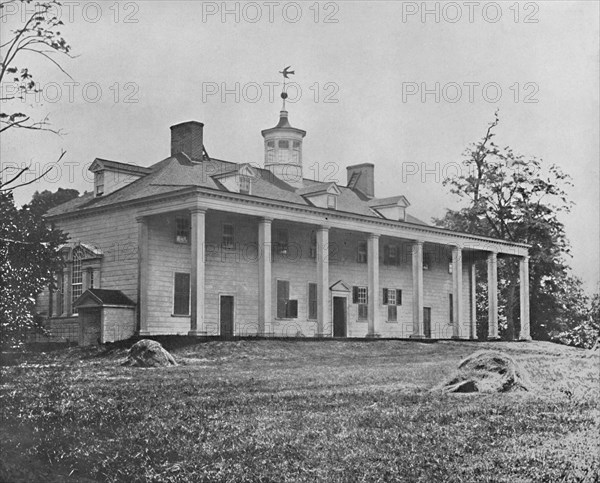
(330, 280), (351, 292)
(59, 242), (103, 261)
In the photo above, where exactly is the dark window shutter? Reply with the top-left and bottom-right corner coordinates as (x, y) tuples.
(277, 280), (289, 318)
(352, 286), (358, 304)
(383, 288), (388, 305)
(383, 245), (390, 265)
(308, 283), (317, 319)
(287, 299), (298, 318)
(396, 289), (402, 306)
(365, 287), (368, 304)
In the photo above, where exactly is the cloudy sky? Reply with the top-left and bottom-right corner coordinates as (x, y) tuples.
(2, 1), (598, 291)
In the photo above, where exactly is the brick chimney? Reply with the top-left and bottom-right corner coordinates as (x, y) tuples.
(346, 163), (375, 199)
(170, 121), (204, 160)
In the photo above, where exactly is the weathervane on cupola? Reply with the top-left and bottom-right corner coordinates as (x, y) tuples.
(279, 65), (295, 110)
(261, 66), (306, 189)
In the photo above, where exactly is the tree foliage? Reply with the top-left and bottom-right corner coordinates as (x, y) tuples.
(435, 112), (596, 342)
(1, 189), (67, 350)
(1, 0), (74, 349)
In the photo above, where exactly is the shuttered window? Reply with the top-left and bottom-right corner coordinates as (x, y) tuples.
(353, 286), (368, 320)
(383, 288), (402, 321)
(277, 280), (297, 319)
(173, 273), (190, 315)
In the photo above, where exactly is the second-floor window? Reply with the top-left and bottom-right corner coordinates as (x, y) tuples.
(384, 245), (399, 265)
(222, 223), (234, 249)
(276, 229), (289, 255)
(175, 217), (190, 244)
(357, 241), (367, 263)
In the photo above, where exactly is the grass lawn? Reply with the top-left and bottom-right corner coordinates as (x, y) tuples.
(1, 339), (598, 482)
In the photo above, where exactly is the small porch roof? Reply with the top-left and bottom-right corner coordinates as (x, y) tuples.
(73, 289), (136, 309)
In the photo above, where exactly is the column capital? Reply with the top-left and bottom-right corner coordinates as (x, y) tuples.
(135, 215), (147, 224)
(412, 239), (424, 246)
(189, 207), (207, 214)
(260, 216), (273, 224)
(317, 225), (331, 232)
(368, 232), (380, 240)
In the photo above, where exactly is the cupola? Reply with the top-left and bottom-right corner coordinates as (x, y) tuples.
(261, 97), (306, 189)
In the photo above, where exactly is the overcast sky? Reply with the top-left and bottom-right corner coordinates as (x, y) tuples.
(2, 1), (598, 292)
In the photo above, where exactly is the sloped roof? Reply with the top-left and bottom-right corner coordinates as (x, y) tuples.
(46, 152), (429, 225)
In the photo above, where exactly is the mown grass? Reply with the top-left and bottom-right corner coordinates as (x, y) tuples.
(1, 340), (598, 482)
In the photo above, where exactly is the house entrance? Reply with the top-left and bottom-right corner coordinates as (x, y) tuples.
(220, 295), (234, 338)
(333, 296), (347, 337)
(424, 307), (432, 338)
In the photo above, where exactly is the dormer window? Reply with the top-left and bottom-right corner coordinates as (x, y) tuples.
(327, 194), (337, 209)
(95, 171), (104, 196)
(240, 175), (251, 195)
(278, 140), (289, 149)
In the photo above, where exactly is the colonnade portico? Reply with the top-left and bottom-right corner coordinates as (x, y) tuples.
(134, 203), (531, 340)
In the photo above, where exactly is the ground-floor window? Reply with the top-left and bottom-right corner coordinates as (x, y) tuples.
(173, 273), (191, 315)
(277, 280), (298, 318)
(383, 288), (402, 321)
(352, 286), (368, 319)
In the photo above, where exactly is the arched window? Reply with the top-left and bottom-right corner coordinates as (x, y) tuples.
(72, 248), (84, 313)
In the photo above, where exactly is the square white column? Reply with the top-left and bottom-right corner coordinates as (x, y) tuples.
(519, 256), (532, 341)
(410, 241), (425, 338)
(487, 251), (499, 340)
(189, 208), (206, 336)
(452, 245), (463, 339)
(316, 226), (330, 337)
(470, 261), (477, 339)
(367, 233), (380, 337)
(258, 218), (272, 336)
(136, 216), (150, 335)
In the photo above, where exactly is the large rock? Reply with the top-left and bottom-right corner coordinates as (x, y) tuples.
(440, 350), (530, 393)
(122, 339), (177, 367)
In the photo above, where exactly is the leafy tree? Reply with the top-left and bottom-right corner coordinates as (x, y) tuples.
(0, 0), (74, 348)
(0, 189), (67, 349)
(25, 187), (79, 217)
(435, 112), (588, 341)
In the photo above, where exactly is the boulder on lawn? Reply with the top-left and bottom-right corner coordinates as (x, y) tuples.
(439, 350), (530, 393)
(122, 339), (177, 367)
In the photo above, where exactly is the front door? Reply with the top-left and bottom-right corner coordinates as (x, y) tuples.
(423, 307), (432, 338)
(333, 296), (346, 337)
(220, 296), (234, 338)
